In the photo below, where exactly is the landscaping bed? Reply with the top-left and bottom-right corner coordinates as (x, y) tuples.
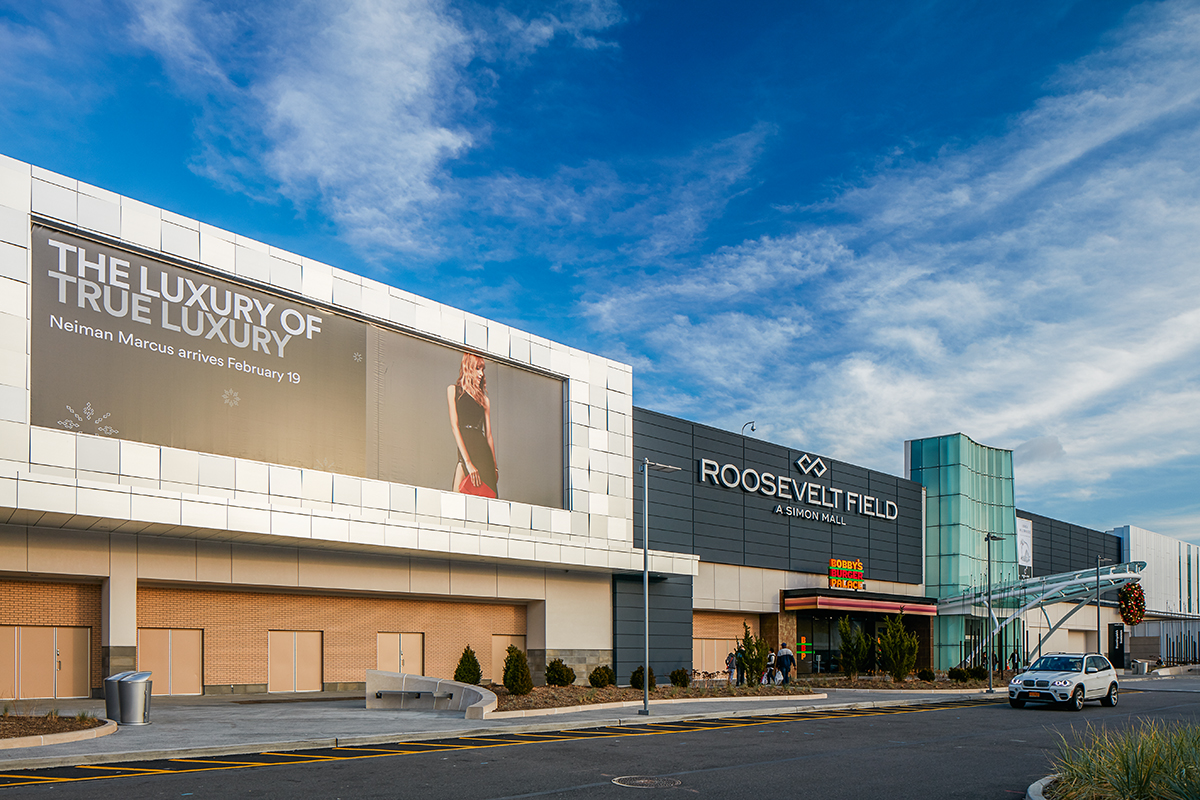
(491, 682), (816, 712)
(0, 713), (105, 739)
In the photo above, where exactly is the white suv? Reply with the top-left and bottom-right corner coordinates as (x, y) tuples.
(1008, 653), (1118, 710)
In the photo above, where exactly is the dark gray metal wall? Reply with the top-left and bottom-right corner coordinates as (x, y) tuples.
(1019, 509), (1123, 578)
(612, 574), (693, 684)
(633, 407), (924, 584)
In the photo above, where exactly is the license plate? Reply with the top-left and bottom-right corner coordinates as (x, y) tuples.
(1029, 692), (1041, 697)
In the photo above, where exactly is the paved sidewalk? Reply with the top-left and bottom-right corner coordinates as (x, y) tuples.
(0, 687), (998, 771)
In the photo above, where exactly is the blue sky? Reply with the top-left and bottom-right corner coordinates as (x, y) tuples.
(3, 0), (1199, 543)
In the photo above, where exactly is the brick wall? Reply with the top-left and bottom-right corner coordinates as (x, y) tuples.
(136, 587), (526, 687)
(0, 580), (103, 690)
(692, 610), (759, 640)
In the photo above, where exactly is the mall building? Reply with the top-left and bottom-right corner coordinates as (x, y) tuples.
(1, 155), (1196, 699)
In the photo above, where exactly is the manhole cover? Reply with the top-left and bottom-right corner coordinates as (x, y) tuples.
(612, 776), (682, 789)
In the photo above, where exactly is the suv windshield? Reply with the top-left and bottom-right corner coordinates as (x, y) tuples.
(1029, 656), (1082, 672)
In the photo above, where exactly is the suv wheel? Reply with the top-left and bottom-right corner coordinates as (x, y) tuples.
(1066, 686), (1084, 711)
(1100, 684), (1118, 707)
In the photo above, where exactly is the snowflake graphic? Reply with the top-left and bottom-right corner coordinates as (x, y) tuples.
(57, 402), (119, 436)
(352, 352), (363, 363)
(222, 389), (240, 407)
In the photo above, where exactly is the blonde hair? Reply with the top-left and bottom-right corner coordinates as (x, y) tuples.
(456, 352), (487, 403)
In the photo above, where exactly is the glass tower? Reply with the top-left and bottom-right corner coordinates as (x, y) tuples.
(907, 433), (1018, 669)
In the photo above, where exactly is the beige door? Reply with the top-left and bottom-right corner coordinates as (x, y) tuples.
(295, 632), (322, 692)
(0, 627), (89, 699)
(268, 631), (323, 692)
(138, 629), (203, 695)
(400, 633), (424, 676)
(377, 633), (400, 673)
(0, 627), (16, 699)
(377, 632), (423, 675)
(19, 627), (55, 699)
(491, 634), (526, 682)
(56, 627), (90, 699)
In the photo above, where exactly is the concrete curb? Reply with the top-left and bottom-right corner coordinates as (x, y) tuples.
(484, 692), (829, 718)
(0, 694), (989, 771)
(0, 719), (117, 751)
(1026, 775), (1056, 800)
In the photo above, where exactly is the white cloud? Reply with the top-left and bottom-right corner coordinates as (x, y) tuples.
(128, 0), (625, 257)
(595, 0), (1200, 521)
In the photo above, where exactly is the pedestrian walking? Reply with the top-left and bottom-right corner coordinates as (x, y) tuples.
(777, 642), (795, 685)
(725, 651), (736, 685)
(735, 644), (746, 686)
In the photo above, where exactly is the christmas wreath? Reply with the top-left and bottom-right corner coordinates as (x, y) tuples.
(1118, 583), (1145, 626)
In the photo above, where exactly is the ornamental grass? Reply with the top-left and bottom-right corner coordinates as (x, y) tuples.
(1050, 720), (1200, 800)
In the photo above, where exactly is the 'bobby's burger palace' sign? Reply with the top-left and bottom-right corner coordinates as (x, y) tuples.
(698, 454), (899, 527)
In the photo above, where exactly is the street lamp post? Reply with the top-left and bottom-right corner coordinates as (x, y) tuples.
(1097, 556), (1112, 655)
(639, 457), (681, 716)
(984, 533), (1003, 694)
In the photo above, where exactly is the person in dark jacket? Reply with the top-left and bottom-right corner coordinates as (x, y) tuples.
(777, 643), (795, 685)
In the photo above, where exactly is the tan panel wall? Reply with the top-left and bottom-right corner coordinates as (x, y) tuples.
(543, 572), (612, 650)
(693, 610), (759, 640)
(491, 634), (526, 682)
(26, 530), (109, 577)
(0, 627), (15, 699)
(693, 638), (738, 674)
(0, 580), (102, 691)
(58, 627), (90, 698)
(19, 627), (55, 699)
(138, 629), (171, 696)
(267, 630), (292, 692)
(138, 586), (526, 686)
(400, 632), (424, 676)
(376, 632), (400, 672)
(295, 631), (323, 691)
(172, 629), (203, 695)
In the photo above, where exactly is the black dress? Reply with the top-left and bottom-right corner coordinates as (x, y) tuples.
(456, 388), (497, 495)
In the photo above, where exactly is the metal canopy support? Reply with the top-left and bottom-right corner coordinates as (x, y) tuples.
(940, 561), (1147, 667)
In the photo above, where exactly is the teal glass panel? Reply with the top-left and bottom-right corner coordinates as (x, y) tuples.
(1001, 481), (1014, 506)
(940, 496), (956, 525)
(947, 434), (961, 465)
(926, 496), (940, 526)
(922, 438), (938, 467)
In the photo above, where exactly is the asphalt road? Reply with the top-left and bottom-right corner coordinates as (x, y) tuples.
(4, 689), (1198, 799)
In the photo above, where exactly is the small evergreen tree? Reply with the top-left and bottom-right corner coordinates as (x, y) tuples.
(453, 645), (482, 685)
(545, 658), (576, 687)
(502, 644), (533, 695)
(589, 665), (616, 688)
(739, 622), (771, 683)
(837, 616), (870, 680)
(630, 665), (656, 690)
(878, 615), (919, 683)
(669, 668), (690, 688)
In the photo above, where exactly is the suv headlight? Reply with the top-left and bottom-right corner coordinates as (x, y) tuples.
(1009, 676), (1023, 685)
(1052, 679), (1073, 687)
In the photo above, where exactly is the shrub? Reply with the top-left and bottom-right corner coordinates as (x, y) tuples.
(630, 665), (656, 690)
(589, 665), (616, 688)
(502, 645), (533, 695)
(453, 645), (482, 685)
(1051, 720), (1200, 800)
(878, 614), (919, 683)
(545, 658), (576, 687)
(948, 667), (968, 682)
(917, 668), (936, 683)
(670, 668), (690, 688)
(967, 665), (989, 681)
(837, 616), (871, 680)
(739, 622), (771, 683)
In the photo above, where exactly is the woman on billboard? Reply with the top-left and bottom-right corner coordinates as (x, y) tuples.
(447, 352), (498, 498)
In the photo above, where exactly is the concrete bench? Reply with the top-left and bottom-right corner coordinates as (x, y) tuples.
(365, 670), (497, 719)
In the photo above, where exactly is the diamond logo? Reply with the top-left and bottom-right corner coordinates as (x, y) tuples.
(795, 454), (828, 477)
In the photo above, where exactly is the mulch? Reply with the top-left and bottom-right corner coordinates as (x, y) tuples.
(492, 675), (1004, 711)
(0, 713), (105, 739)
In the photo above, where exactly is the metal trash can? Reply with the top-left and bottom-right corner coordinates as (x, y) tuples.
(104, 671), (135, 722)
(117, 671), (153, 725)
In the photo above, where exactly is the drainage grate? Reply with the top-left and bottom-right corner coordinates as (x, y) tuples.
(612, 776), (682, 789)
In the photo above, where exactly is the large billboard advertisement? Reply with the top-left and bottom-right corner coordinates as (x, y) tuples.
(29, 225), (564, 508)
